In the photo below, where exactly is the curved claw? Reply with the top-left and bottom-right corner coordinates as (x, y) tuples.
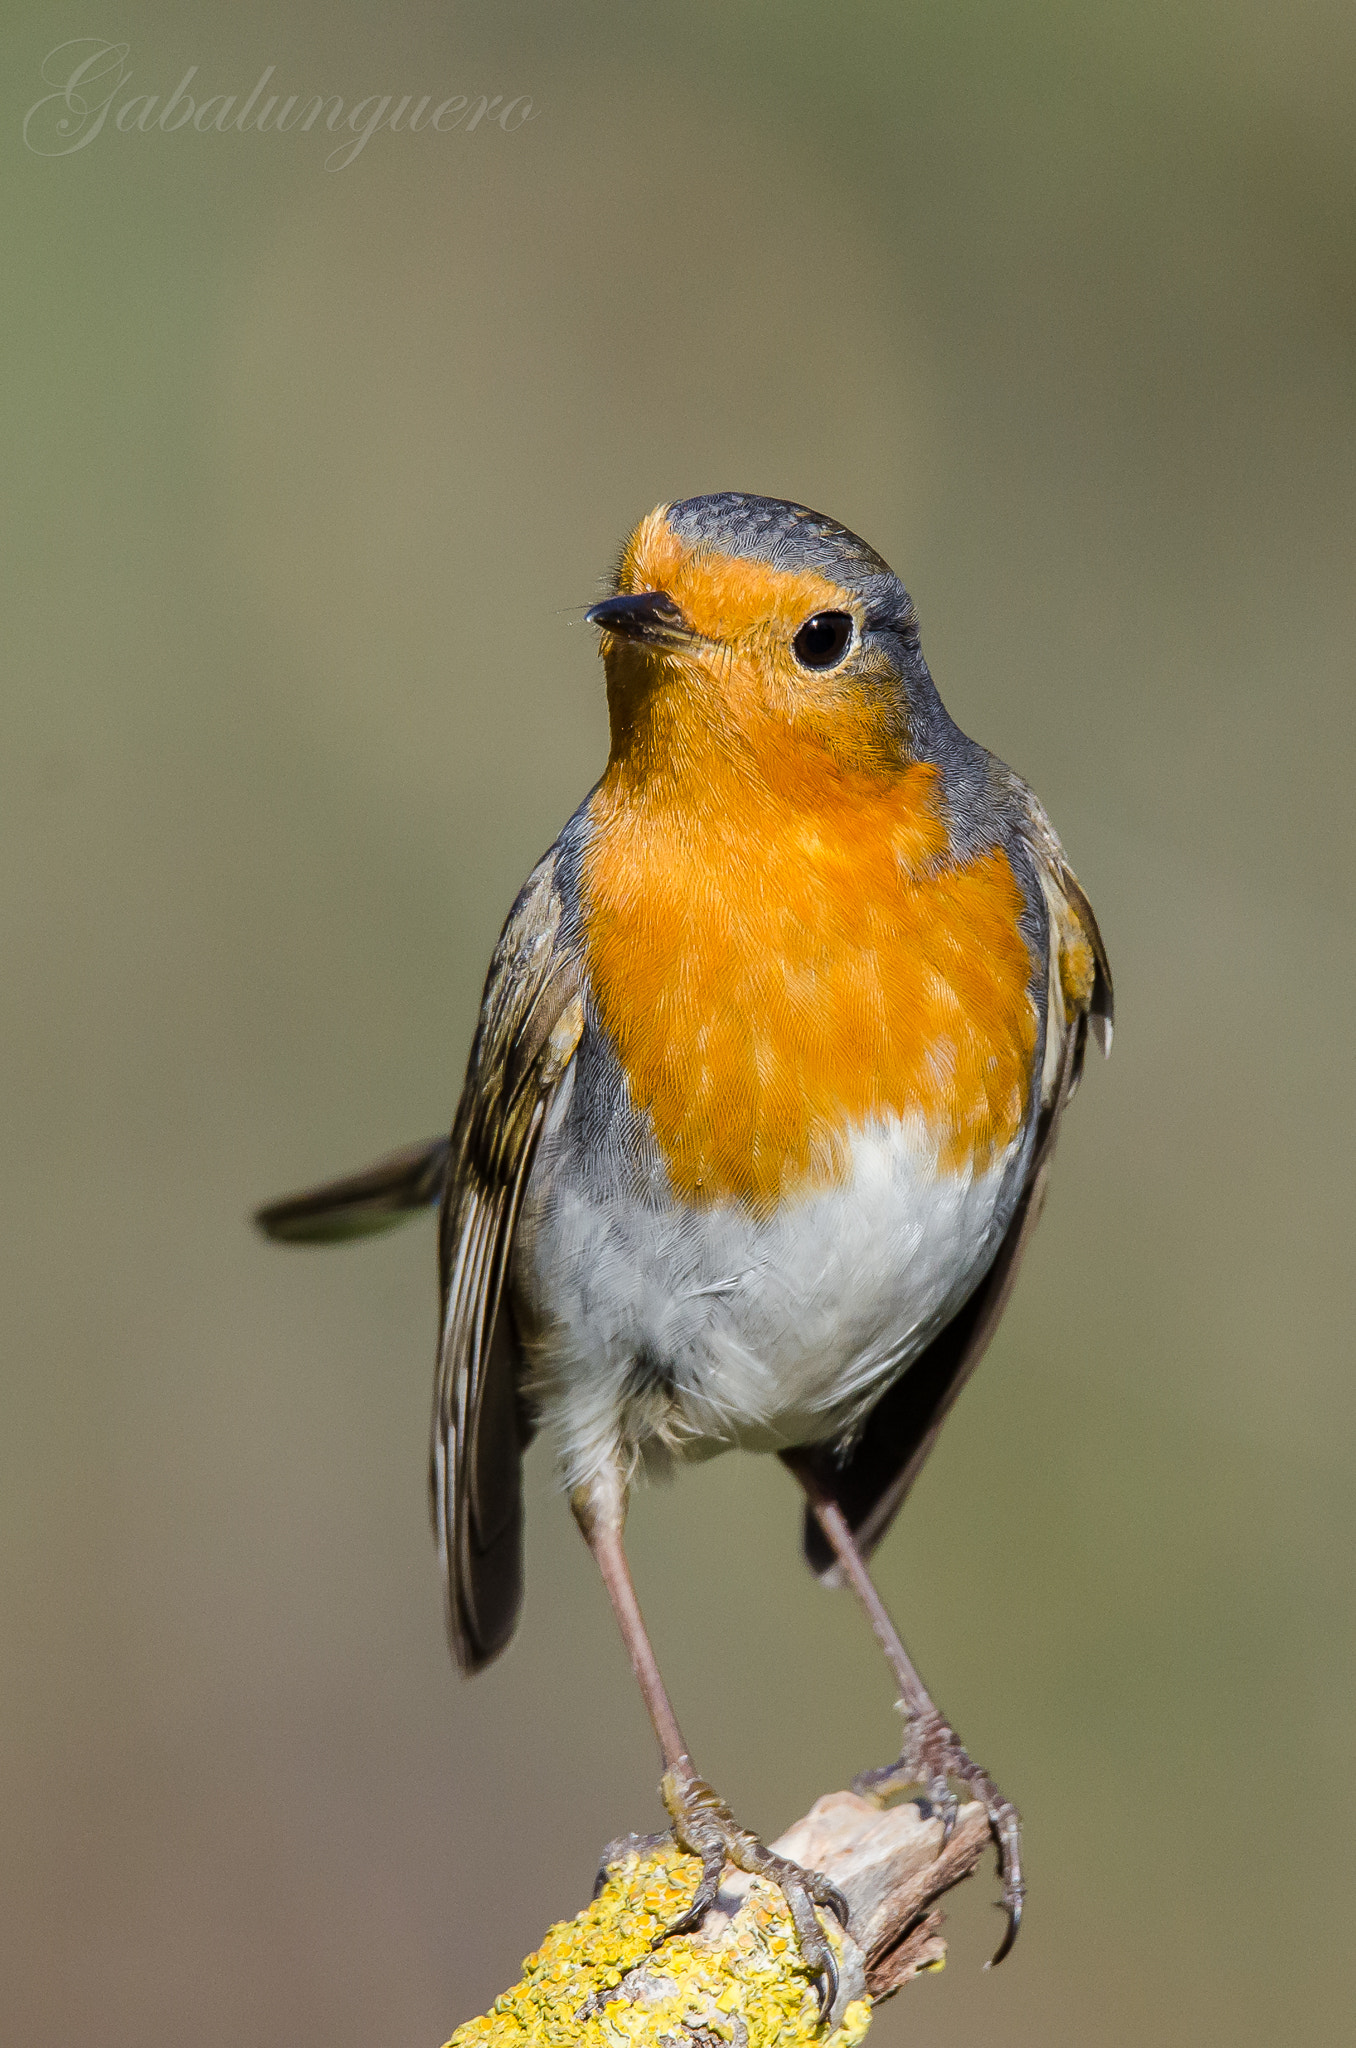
(987, 1888), (1022, 1968)
(810, 1874), (851, 1929)
(813, 1945), (839, 2022)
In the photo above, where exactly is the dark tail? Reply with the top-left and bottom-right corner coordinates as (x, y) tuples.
(254, 1134), (450, 1245)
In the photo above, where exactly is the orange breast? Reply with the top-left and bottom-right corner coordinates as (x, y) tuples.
(581, 751), (1039, 1213)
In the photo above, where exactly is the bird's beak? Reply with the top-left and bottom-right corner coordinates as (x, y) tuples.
(585, 590), (696, 650)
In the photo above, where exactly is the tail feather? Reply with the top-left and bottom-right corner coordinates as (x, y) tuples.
(254, 1134), (450, 1244)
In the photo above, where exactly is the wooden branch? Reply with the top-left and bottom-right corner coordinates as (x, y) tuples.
(445, 1791), (991, 2046)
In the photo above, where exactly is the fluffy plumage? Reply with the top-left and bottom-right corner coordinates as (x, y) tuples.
(442, 497), (1109, 1668)
(257, 493), (1112, 1683)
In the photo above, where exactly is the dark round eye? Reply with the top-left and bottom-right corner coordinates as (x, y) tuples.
(792, 610), (855, 670)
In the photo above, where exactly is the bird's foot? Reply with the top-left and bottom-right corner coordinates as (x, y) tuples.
(659, 1764), (849, 2019)
(853, 1712), (1024, 1966)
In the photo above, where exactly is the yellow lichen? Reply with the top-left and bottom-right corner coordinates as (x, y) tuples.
(444, 1841), (873, 2048)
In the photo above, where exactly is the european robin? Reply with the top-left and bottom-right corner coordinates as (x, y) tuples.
(257, 494), (1112, 2012)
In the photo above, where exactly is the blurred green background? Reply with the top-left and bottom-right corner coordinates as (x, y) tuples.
(3, 3), (1354, 2043)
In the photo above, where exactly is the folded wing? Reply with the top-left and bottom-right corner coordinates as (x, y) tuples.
(431, 852), (585, 1672)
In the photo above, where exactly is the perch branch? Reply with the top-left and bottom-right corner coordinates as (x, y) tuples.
(445, 1790), (992, 2046)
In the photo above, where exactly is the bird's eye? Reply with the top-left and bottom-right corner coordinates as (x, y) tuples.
(792, 611), (855, 670)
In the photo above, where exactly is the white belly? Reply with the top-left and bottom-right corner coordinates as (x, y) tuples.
(514, 1104), (1022, 1494)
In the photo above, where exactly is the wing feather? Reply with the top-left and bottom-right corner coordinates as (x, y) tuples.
(431, 852), (584, 1673)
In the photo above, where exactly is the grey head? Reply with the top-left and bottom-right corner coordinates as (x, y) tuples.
(663, 492), (919, 638)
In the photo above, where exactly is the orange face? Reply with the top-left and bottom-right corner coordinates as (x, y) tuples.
(581, 507), (1039, 1213)
(600, 506), (910, 786)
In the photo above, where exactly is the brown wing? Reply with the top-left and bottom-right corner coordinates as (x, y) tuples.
(799, 822), (1112, 1580)
(431, 851), (585, 1673)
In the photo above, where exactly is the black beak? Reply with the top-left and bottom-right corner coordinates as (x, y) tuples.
(585, 590), (694, 649)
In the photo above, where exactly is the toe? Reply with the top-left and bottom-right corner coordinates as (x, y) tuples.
(930, 1781), (959, 1845)
(985, 1803), (1024, 1965)
(851, 1757), (913, 1805)
(772, 1870), (840, 2020)
(662, 1843), (729, 1941)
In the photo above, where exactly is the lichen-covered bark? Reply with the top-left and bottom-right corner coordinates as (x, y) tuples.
(445, 1793), (990, 2046)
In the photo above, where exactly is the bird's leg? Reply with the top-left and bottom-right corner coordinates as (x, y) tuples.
(571, 1466), (849, 2016)
(782, 1452), (1024, 1965)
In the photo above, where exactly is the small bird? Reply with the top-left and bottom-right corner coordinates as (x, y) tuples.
(257, 495), (1111, 2012)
